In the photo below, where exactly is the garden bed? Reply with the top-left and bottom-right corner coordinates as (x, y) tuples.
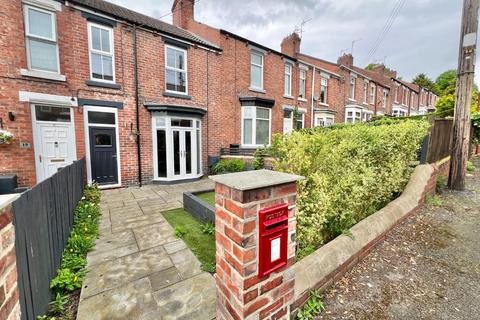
(162, 208), (216, 272)
(183, 189), (215, 223)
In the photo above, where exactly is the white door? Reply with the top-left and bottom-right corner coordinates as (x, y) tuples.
(32, 105), (77, 182)
(283, 109), (293, 133)
(172, 129), (197, 179)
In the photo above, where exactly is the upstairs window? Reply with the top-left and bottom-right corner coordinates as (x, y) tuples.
(382, 89), (388, 107)
(299, 69), (307, 99)
(24, 5), (59, 73)
(166, 46), (187, 93)
(370, 84), (376, 104)
(320, 77), (328, 104)
(250, 51), (264, 89)
(349, 76), (356, 100)
(284, 63), (292, 96)
(89, 23), (115, 82)
(363, 81), (368, 104)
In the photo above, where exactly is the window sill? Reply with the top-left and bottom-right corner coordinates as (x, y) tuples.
(298, 97), (308, 102)
(86, 80), (122, 90)
(283, 95), (294, 100)
(162, 91), (192, 100)
(20, 69), (66, 82)
(249, 87), (266, 94)
(318, 102), (329, 107)
(348, 98), (356, 102)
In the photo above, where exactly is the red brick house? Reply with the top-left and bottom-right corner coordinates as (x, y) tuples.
(170, 0), (316, 159)
(0, 0), (222, 188)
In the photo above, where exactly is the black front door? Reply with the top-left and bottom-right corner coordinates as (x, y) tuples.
(89, 127), (118, 185)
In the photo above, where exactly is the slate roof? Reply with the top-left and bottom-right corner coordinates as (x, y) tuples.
(65, 0), (220, 50)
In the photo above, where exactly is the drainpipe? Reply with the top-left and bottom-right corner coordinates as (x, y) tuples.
(310, 66), (316, 127)
(133, 25), (142, 186)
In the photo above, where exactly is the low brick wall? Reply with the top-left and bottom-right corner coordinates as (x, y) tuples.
(293, 163), (441, 310)
(0, 195), (21, 320)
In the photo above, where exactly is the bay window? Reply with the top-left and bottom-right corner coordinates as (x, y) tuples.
(315, 114), (335, 127)
(242, 106), (271, 146)
(24, 5), (59, 73)
(345, 107), (362, 124)
(89, 23), (115, 82)
(166, 46), (187, 94)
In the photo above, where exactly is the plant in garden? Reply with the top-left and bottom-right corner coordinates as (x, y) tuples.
(270, 119), (430, 252)
(0, 129), (14, 144)
(436, 175), (448, 192)
(201, 262), (216, 273)
(252, 147), (268, 170)
(49, 293), (68, 315)
(200, 222), (215, 236)
(211, 159), (246, 174)
(296, 290), (325, 319)
(174, 225), (187, 238)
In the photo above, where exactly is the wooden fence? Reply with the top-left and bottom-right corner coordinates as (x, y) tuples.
(12, 158), (86, 320)
(419, 118), (454, 164)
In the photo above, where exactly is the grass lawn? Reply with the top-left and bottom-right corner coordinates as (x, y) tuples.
(196, 191), (215, 206)
(162, 208), (216, 272)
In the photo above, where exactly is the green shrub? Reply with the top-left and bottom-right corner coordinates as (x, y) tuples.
(200, 222), (215, 236)
(467, 161), (475, 172)
(252, 147), (268, 170)
(211, 159), (246, 174)
(296, 291), (325, 319)
(270, 119), (429, 251)
(426, 194), (443, 206)
(174, 225), (187, 238)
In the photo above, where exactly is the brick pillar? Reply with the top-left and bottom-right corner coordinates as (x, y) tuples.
(210, 170), (303, 320)
(0, 198), (21, 320)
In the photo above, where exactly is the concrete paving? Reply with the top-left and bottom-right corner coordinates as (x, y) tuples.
(77, 179), (216, 320)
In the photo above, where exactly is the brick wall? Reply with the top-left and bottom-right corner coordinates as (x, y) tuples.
(0, 204), (20, 320)
(212, 171), (301, 319)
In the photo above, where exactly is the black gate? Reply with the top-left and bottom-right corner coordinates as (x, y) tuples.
(12, 158), (86, 320)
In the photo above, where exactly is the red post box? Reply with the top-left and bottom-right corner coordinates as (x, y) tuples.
(258, 203), (289, 278)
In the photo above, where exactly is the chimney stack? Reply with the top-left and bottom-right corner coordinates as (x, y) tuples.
(172, 0), (195, 29)
(337, 53), (354, 68)
(280, 32), (301, 57)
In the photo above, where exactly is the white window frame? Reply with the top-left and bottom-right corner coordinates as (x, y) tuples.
(88, 22), (116, 83)
(392, 106), (407, 117)
(315, 113), (335, 127)
(165, 45), (188, 95)
(250, 50), (264, 90)
(349, 76), (356, 100)
(320, 76), (328, 105)
(345, 107), (362, 124)
(284, 63), (293, 97)
(241, 106), (272, 147)
(299, 69), (307, 99)
(370, 84), (376, 104)
(83, 106), (121, 188)
(394, 84), (399, 103)
(363, 80), (369, 104)
(382, 89), (388, 107)
(24, 4), (60, 74)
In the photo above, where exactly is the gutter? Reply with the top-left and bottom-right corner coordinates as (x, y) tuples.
(133, 25), (142, 186)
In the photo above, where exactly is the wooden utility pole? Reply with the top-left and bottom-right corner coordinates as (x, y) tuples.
(449, 0), (479, 190)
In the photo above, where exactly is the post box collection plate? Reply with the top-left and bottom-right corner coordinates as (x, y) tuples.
(258, 203), (289, 278)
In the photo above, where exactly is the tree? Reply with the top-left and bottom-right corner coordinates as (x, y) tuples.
(412, 73), (438, 94)
(435, 70), (457, 94)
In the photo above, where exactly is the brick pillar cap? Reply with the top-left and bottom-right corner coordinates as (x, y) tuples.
(0, 194), (20, 211)
(209, 169), (304, 191)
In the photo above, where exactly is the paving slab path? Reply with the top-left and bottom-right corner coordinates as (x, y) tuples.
(317, 157), (480, 320)
(77, 179), (216, 320)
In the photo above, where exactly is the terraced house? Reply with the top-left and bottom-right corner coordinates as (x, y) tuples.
(0, 0), (223, 188)
(0, 0), (439, 189)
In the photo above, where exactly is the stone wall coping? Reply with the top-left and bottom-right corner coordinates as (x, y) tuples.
(293, 164), (435, 302)
(0, 193), (20, 211)
(209, 169), (304, 191)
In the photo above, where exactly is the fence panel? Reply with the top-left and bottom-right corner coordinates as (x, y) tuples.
(427, 119), (453, 163)
(12, 158), (86, 320)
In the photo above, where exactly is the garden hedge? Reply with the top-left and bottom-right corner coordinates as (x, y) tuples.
(270, 119), (430, 253)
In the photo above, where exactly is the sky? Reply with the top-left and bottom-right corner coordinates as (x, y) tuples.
(109, 0), (478, 85)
